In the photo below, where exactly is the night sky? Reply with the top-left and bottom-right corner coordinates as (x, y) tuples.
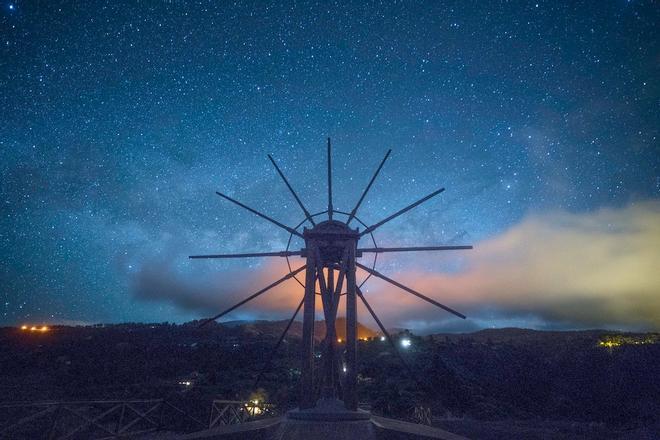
(2, 1), (658, 332)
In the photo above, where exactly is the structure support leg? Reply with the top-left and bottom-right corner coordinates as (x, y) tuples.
(300, 254), (317, 409)
(322, 267), (337, 398)
(344, 244), (358, 410)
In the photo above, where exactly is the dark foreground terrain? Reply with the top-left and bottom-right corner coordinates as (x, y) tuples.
(0, 322), (658, 439)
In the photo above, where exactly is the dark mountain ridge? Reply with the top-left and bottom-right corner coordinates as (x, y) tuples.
(1, 322), (657, 439)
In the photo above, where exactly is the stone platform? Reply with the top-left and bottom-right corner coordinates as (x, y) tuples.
(171, 401), (468, 440)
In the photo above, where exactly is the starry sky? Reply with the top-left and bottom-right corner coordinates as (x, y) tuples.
(1, 1), (658, 332)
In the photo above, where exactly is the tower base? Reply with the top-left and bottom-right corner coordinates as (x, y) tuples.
(171, 412), (467, 440)
(286, 397), (370, 422)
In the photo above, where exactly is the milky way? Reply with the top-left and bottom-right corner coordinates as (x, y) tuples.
(1, 1), (658, 330)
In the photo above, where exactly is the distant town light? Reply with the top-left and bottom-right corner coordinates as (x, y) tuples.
(21, 325), (50, 332)
(245, 399), (263, 416)
(337, 338), (342, 343)
(21, 325), (49, 332)
(380, 336), (386, 342)
(400, 338), (412, 348)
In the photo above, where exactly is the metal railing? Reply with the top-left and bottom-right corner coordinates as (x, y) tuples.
(208, 400), (275, 428)
(0, 399), (205, 440)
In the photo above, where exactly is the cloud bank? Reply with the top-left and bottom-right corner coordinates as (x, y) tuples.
(132, 201), (660, 332)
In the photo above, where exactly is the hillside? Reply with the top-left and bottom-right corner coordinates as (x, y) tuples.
(232, 317), (378, 341)
(0, 323), (658, 439)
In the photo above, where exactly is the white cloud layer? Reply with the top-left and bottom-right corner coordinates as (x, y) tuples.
(133, 201), (660, 332)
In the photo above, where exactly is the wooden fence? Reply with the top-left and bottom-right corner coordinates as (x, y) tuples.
(0, 399), (205, 439)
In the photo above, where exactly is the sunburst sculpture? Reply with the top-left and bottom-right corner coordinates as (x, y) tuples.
(190, 139), (471, 412)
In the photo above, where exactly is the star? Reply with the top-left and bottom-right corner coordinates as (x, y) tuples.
(0, 0), (657, 331)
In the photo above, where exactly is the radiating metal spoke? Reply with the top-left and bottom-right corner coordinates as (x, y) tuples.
(199, 265), (307, 327)
(216, 191), (304, 238)
(358, 245), (472, 254)
(268, 154), (316, 226)
(347, 149), (391, 225)
(360, 188), (445, 237)
(254, 296), (305, 388)
(189, 250), (302, 259)
(356, 262), (465, 319)
(356, 286), (414, 378)
(327, 137), (333, 221)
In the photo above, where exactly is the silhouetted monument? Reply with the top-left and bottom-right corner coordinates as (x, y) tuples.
(187, 139), (472, 439)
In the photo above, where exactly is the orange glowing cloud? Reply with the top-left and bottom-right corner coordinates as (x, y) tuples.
(133, 201), (660, 332)
(364, 200), (660, 331)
